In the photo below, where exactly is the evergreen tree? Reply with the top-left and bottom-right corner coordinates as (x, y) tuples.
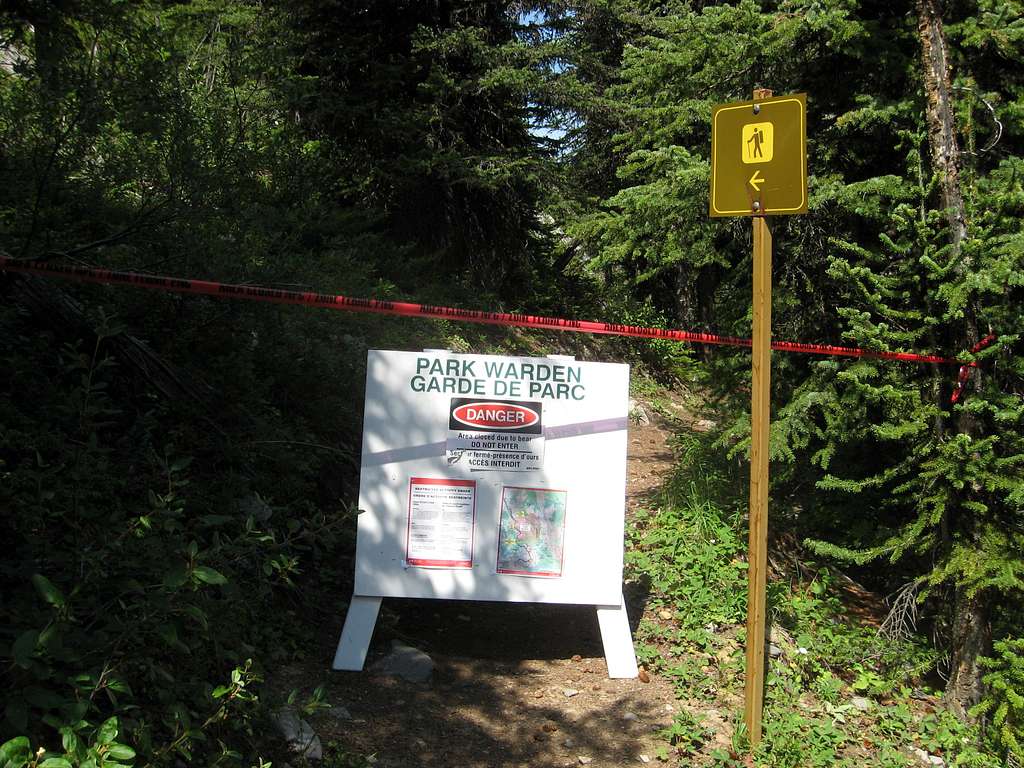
(558, 0), (1024, 719)
(278, 0), (551, 290)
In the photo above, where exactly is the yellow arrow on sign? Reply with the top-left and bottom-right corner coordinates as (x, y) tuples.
(748, 170), (765, 192)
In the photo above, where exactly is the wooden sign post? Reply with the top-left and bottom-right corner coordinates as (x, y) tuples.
(710, 87), (807, 748)
(744, 165), (773, 747)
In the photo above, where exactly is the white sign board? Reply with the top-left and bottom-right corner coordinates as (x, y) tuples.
(333, 350), (638, 677)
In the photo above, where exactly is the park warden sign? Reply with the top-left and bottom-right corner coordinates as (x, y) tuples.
(333, 350), (639, 678)
(710, 92), (807, 216)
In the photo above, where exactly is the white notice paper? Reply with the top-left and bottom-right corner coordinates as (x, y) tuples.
(445, 431), (545, 472)
(405, 478), (476, 568)
(444, 398), (545, 472)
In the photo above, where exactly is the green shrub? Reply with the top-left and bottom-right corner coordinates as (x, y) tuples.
(973, 637), (1024, 761)
(0, 304), (350, 765)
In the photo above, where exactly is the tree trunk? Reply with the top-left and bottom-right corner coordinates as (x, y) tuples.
(695, 264), (719, 364)
(916, 0), (967, 249)
(915, 0), (990, 718)
(674, 264), (695, 327)
(945, 588), (990, 719)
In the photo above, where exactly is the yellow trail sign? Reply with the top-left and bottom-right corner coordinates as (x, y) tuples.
(710, 87), (809, 750)
(710, 93), (807, 217)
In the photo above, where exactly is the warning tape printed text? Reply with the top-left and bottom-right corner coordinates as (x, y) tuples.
(0, 257), (971, 367)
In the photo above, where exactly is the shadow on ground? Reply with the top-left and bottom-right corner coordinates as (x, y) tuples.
(269, 396), (686, 767)
(312, 633), (678, 768)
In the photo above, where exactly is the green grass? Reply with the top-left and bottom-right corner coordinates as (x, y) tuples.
(624, 419), (1002, 767)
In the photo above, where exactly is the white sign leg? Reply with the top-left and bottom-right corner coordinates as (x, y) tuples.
(596, 592), (639, 678)
(332, 595), (382, 671)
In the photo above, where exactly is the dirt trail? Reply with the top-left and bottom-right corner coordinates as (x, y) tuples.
(277, 395), (686, 767)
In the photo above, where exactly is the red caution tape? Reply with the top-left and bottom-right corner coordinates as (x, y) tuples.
(950, 333), (997, 404)
(0, 256), (971, 367)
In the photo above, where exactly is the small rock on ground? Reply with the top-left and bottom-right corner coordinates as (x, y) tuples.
(370, 640), (434, 683)
(910, 747), (945, 766)
(850, 696), (871, 711)
(271, 707), (323, 761)
(628, 399), (651, 426)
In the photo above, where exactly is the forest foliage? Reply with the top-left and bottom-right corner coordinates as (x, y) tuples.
(2, 0), (1023, 765)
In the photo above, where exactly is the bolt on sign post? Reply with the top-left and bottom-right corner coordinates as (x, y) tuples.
(710, 89), (807, 748)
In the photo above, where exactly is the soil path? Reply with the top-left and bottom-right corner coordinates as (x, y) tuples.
(278, 396), (685, 768)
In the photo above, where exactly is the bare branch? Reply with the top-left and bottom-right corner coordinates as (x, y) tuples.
(879, 579), (922, 643)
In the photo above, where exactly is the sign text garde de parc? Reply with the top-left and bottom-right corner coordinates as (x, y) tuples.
(408, 356), (586, 401)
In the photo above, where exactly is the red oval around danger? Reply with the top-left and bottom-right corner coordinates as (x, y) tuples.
(452, 402), (539, 430)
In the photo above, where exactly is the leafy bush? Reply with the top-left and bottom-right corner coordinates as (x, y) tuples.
(625, 431), (748, 632)
(0, 303), (351, 765)
(659, 710), (712, 757)
(2, 716), (135, 768)
(973, 637), (1024, 760)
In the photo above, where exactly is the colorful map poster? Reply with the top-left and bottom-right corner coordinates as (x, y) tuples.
(496, 487), (568, 577)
